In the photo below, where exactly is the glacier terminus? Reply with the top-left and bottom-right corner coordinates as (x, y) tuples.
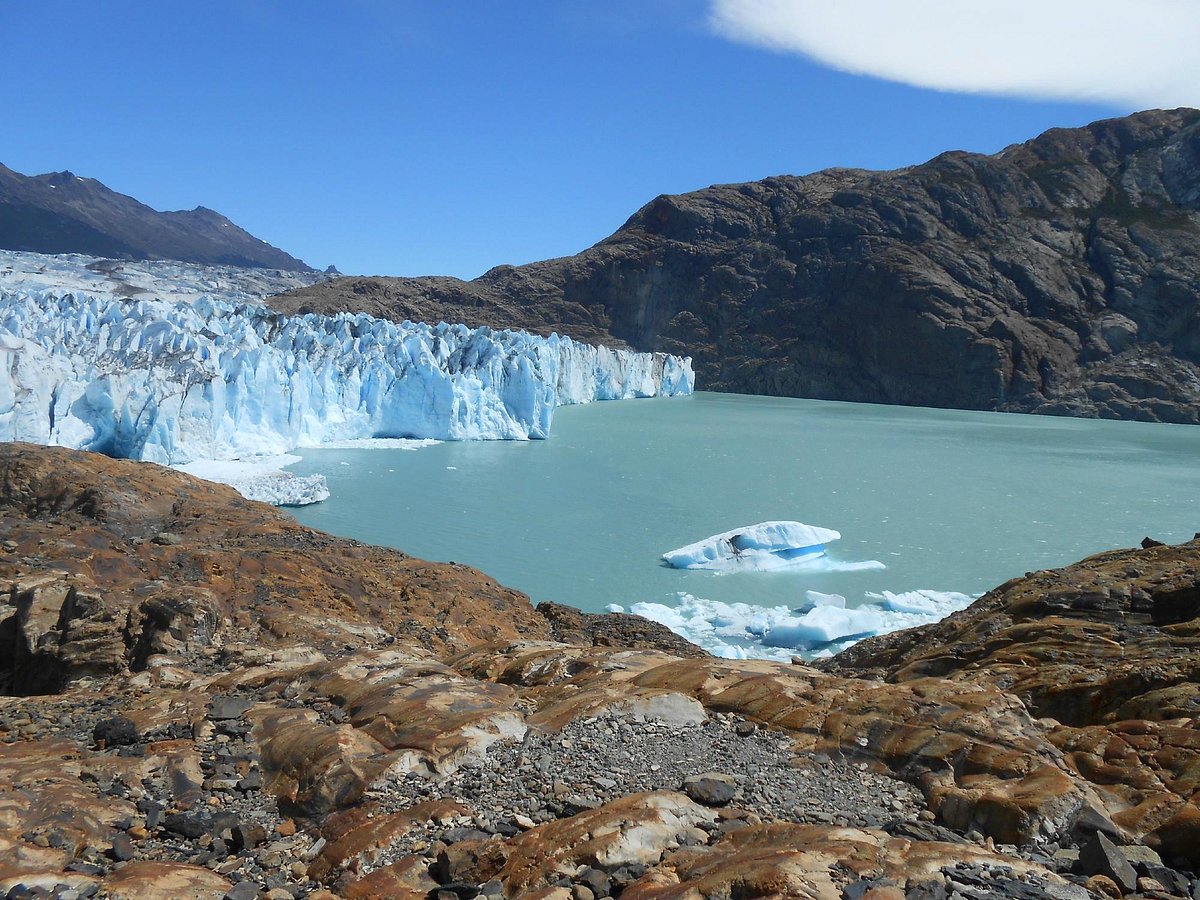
(0, 251), (693, 503)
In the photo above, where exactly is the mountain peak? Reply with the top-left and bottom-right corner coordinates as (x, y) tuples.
(0, 165), (311, 271)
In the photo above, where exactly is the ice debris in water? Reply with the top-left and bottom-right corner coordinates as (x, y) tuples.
(630, 590), (976, 660)
(662, 521), (841, 571)
(172, 455), (330, 507)
(0, 291), (694, 467)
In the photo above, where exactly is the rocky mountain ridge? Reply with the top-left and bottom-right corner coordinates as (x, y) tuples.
(0, 164), (311, 271)
(276, 108), (1200, 423)
(1, 443), (1198, 898)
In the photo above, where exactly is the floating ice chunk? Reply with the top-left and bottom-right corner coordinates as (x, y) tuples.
(312, 437), (440, 450)
(871, 589), (975, 618)
(662, 521), (841, 571)
(173, 455), (330, 506)
(630, 588), (976, 661)
(800, 590), (846, 610)
(758, 605), (881, 648)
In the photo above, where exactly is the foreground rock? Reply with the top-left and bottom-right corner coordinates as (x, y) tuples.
(276, 108), (1200, 424)
(1, 444), (1199, 899)
(821, 534), (1200, 867)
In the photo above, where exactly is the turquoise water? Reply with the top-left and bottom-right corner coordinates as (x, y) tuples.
(287, 393), (1200, 652)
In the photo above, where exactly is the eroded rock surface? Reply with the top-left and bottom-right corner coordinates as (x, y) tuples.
(2, 444), (1199, 899)
(823, 536), (1200, 869)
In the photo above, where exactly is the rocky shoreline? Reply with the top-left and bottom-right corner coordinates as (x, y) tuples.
(1, 443), (1198, 899)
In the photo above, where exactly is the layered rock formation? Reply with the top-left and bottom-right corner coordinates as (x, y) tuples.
(0, 164), (310, 270)
(821, 538), (1200, 869)
(2, 443), (1198, 899)
(276, 108), (1200, 423)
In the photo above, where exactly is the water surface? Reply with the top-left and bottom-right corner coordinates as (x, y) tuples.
(288, 393), (1200, 653)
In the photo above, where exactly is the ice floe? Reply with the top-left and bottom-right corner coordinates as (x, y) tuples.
(662, 521), (842, 571)
(172, 455), (330, 507)
(621, 589), (976, 661)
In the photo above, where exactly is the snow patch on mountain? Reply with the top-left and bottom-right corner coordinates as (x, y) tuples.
(0, 248), (324, 305)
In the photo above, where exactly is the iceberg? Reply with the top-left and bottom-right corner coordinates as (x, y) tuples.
(0, 290), (694, 468)
(800, 590), (846, 610)
(662, 521), (840, 571)
(630, 589), (976, 661)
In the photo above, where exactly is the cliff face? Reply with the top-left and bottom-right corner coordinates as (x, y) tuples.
(0, 164), (311, 270)
(2, 445), (1199, 897)
(277, 109), (1200, 423)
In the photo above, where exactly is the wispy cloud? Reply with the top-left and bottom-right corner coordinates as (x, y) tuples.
(708, 0), (1200, 108)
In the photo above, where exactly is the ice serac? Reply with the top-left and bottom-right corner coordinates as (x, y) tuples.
(0, 290), (694, 465)
(662, 521), (840, 571)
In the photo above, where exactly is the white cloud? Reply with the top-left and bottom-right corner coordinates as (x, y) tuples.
(708, 0), (1200, 108)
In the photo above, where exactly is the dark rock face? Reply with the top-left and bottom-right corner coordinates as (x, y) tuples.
(92, 715), (139, 748)
(276, 108), (1200, 423)
(1075, 832), (1137, 893)
(0, 163), (311, 270)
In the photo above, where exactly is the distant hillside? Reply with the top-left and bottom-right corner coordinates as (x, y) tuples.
(276, 108), (1200, 424)
(0, 164), (311, 271)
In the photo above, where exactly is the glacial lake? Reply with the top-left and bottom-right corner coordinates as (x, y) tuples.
(288, 392), (1200, 659)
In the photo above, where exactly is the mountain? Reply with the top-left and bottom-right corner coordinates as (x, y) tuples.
(0, 163), (311, 270)
(275, 108), (1200, 423)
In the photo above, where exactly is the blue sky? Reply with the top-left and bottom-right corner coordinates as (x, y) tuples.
(0, 1), (1161, 276)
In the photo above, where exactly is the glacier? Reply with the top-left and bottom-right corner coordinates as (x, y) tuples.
(0, 290), (693, 465)
(0, 247), (326, 304)
(0, 250), (693, 506)
(662, 521), (841, 571)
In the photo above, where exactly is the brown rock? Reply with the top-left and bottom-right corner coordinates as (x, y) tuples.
(0, 443), (556, 694)
(1084, 874), (1123, 898)
(435, 838), (509, 885)
(499, 792), (717, 895)
(820, 535), (1200, 847)
(1151, 801), (1200, 867)
(340, 855), (436, 900)
(535, 601), (705, 657)
(309, 799), (467, 882)
(101, 860), (232, 899)
(620, 823), (1059, 900)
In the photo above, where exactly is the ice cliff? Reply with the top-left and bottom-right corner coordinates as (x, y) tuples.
(0, 289), (694, 467)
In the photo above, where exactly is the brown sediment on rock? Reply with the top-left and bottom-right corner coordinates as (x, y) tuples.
(820, 536), (1200, 868)
(0, 441), (553, 694)
(1, 443), (1199, 897)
